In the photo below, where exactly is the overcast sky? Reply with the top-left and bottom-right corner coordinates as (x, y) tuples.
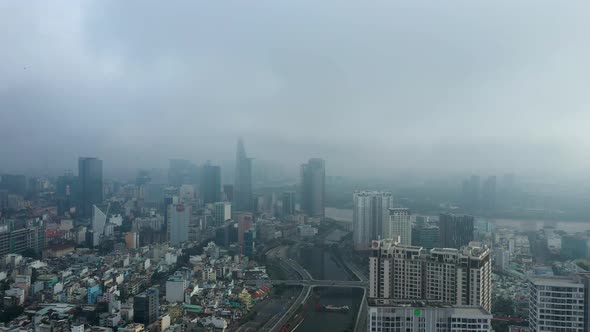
(1, 0), (589, 178)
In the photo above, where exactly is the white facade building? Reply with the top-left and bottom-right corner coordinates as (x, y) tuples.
(165, 277), (189, 303)
(352, 191), (393, 250)
(167, 203), (191, 245)
(214, 202), (231, 224)
(528, 276), (586, 332)
(92, 205), (107, 247)
(368, 300), (492, 332)
(369, 239), (492, 311)
(387, 208), (412, 245)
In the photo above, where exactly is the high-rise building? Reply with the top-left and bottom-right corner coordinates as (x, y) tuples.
(528, 276), (586, 332)
(369, 239), (492, 311)
(0, 174), (27, 197)
(387, 208), (412, 245)
(78, 157), (103, 217)
(234, 139), (252, 212)
(367, 299), (492, 332)
(461, 175), (480, 211)
(281, 191), (296, 216)
(481, 176), (497, 212)
(56, 170), (80, 216)
(243, 229), (255, 258)
(411, 225), (440, 249)
(168, 159), (199, 187)
(300, 158), (325, 219)
(200, 163), (221, 205)
(92, 205), (107, 247)
(134, 288), (160, 325)
(167, 203), (191, 245)
(223, 185), (234, 202)
(439, 213), (474, 249)
(214, 202), (231, 225)
(237, 212), (254, 250)
(352, 191), (394, 250)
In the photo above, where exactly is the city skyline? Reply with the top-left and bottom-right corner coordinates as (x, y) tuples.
(2, 2), (590, 177)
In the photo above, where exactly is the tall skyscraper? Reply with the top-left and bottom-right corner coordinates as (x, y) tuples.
(439, 213), (474, 249)
(461, 175), (480, 211)
(386, 208), (412, 245)
(78, 157), (103, 218)
(352, 191), (394, 250)
(56, 170), (80, 216)
(237, 212), (254, 251)
(528, 276), (587, 332)
(281, 191), (296, 216)
(234, 139), (252, 212)
(369, 239), (492, 311)
(167, 202), (191, 245)
(300, 158), (325, 219)
(168, 159), (199, 187)
(481, 176), (497, 212)
(200, 162), (221, 205)
(223, 184), (234, 202)
(134, 288), (160, 325)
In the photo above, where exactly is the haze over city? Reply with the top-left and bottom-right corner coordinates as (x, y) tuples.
(2, 0), (590, 178)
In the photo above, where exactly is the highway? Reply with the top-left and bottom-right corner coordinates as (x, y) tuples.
(245, 279), (367, 288)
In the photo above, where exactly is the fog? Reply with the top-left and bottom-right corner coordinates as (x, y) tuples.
(1, 0), (589, 178)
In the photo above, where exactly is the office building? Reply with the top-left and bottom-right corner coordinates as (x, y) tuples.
(439, 213), (474, 249)
(167, 203), (191, 245)
(200, 163), (221, 205)
(387, 208), (412, 245)
(134, 288), (160, 325)
(237, 212), (254, 249)
(215, 224), (231, 247)
(411, 225), (440, 249)
(78, 157), (103, 217)
(168, 159), (198, 187)
(369, 239), (491, 311)
(214, 202), (231, 225)
(368, 299), (492, 332)
(281, 191), (296, 216)
(352, 191), (394, 250)
(528, 276), (585, 332)
(0, 174), (27, 197)
(243, 229), (255, 258)
(0, 219), (45, 257)
(461, 175), (480, 211)
(481, 176), (497, 212)
(56, 171), (80, 215)
(234, 139), (252, 212)
(223, 185), (234, 202)
(92, 205), (107, 247)
(300, 158), (325, 219)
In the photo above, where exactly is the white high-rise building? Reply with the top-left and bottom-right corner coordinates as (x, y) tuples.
(214, 202), (231, 225)
(167, 202), (191, 246)
(387, 208), (412, 245)
(528, 276), (586, 332)
(367, 299), (492, 332)
(353, 191), (393, 250)
(165, 276), (189, 303)
(369, 239), (492, 311)
(92, 205), (107, 247)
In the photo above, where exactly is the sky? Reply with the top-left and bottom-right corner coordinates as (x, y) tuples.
(1, 0), (589, 179)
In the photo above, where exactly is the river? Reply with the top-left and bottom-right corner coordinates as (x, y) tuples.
(326, 207), (590, 233)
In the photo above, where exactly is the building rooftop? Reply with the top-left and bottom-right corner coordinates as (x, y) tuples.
(529, 276), (583, 287)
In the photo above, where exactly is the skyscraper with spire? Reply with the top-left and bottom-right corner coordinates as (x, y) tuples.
(234, 139), (252, 212)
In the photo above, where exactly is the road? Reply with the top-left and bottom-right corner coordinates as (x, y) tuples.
(245, 279), (367, 288)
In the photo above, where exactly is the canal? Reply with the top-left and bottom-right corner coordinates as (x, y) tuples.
(296, 245), (363, 331)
